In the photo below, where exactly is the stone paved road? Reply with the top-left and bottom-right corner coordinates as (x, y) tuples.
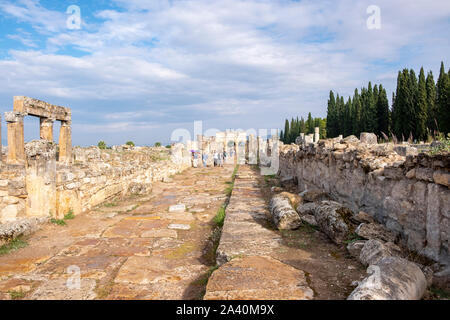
(0, 165), (234, 300)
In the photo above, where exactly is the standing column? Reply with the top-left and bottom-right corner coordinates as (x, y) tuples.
(5, 112), (25, 164)
(40, 118), (54, 141)
(59, 120), (72, 164)
(314, 127), (320, 143)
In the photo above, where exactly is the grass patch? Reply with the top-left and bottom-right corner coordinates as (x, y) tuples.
(64, 209), (75, 220)
(51, 209), (76, 226)
(104, 202), (118, 208)
(8, 290), (26, 300)
(192, 265), (219, 286)
(126, 205), (139, 212)
(50, 218), (67, 226)
(429, 286), (450, 299)
(0, 237), (28, 256)
(214, 206), (226, 227)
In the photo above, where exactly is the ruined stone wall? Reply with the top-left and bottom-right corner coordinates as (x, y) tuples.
(278, 138), (450, 264)
(0, 142), (191, 225)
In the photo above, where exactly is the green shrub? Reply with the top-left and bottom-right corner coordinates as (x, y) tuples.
(98, 141), (107, 149)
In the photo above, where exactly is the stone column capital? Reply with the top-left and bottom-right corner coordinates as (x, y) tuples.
(40, 117), (56, 124)
(4, 111), (26, 123)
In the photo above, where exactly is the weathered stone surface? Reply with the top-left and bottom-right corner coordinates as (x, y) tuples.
(269, 193), (302, 230)
(141, 229), (177, 238)
(314, 201), (353, 244)
(300, 189), (329, 203)
(353, 211), (376, 224)
(356, 223), (396, 243)
(433, 171), (450, 187)
(168, 204), (186, 212)
(346, 240), (367, 259)
(204, 256), (313, 300)
(359, 239), (403, 266)
(168, 224), (191, 230)
(296, 202), (317, 216)
(300, 214), (318, 227)
(360, 132), (378, 145)
(348, 256), (427, 300)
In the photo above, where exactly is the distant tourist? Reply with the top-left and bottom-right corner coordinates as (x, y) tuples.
(202, 153), (208, 167)
(192, 151), (199, 168)
(213, 151), (219, 167)
(218, 152), (224, 167)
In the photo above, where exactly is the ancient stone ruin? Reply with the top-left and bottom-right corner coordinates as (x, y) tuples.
(0, 97), (448, 300)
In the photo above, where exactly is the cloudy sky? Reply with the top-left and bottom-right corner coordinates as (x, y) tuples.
(0, 0), (449, 146)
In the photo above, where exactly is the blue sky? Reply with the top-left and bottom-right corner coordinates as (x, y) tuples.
(0, 0), (449, 146)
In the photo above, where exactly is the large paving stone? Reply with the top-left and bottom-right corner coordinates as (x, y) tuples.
(204, 256), (313, 300)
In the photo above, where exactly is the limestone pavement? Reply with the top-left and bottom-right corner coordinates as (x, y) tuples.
(0, 165), (233, 300)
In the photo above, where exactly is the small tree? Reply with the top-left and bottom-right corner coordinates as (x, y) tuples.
(125, 141), (135, 147)
(154, 142), (162, 147)
(98, 141), (107, 149)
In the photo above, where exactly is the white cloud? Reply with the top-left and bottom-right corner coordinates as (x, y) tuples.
(0, 0), (449, 146)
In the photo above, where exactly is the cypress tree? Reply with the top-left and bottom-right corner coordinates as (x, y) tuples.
(360, 87), (369, 133)
(300, 117), (306, 134)
(416, 67), (428, 140)
(437, 62), (450, 134)
(426, 71), (437, 133)
(306, 112), (314, 134)
(326, 91), (337, 138)
(376, 85), (390, 137)
(352, 88), (362, 136)
(391, 71), (403, 137)
(409, 69), (419, 139)
(284, 119), (290, 143)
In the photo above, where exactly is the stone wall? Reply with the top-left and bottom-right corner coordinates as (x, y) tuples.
(0, 141), (191, 226)
(278, 136), (450, 265)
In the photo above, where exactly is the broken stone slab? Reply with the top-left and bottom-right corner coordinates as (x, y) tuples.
(168, 204), (186, 213)
(141, 229), (177, 238)
(359, 239), (403, 266)
(168, 224), (191, 230)
(348, 256), (427, 300)
(269, 193), (302, 230)
(356, 223), (396, 243)
(163, 212), (194, 221)
(204, 256), (314, 300)
(360, 132), (378, 145)
(314, 201), (354, 244)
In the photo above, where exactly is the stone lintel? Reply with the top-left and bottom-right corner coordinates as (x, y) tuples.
(14, 96), (71, 122)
